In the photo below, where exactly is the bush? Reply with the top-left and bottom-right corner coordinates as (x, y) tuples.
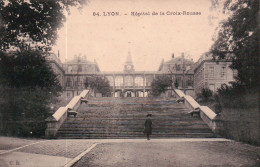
(196, 88), (214, 103)
(217, 83), (258, 109)
(85, 76), (112, 97)
(0, 50), (61, 137)
(0, 87), (54, 137)
(151, 75), (172, 96)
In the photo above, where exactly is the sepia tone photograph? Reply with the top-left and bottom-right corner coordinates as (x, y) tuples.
(0, 0), (259, 166)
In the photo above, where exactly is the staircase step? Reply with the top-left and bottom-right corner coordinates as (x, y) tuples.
(57, 133), (216, 139)
(57, 97), (215, 139)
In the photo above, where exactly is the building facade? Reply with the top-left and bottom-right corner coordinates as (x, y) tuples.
(47, 52), (236, 99)
(193, 53), (237, 94)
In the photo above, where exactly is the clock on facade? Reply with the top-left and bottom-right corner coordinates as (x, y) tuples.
(127, 65), (131, 70)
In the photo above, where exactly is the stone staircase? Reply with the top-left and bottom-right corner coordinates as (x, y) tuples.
(57, 97), (216, 139)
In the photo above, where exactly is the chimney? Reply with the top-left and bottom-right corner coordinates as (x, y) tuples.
(172, 53), (174, 59)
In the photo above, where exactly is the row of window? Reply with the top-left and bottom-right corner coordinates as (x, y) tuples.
(113, 76), (146, 86)
(65, 75), (194, 88)
(207, 66), (226, 79)
(167, 64), (191, 72)
(196, 66), (228, 80)
(67, 65), (95, 72)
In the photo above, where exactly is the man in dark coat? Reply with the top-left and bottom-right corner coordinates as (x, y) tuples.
(144, 114), (152, 140)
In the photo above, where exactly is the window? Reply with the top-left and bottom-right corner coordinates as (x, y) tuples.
(75, 78), (82, 87)
(66, 77), (72, 87)
(115, 76), (123, 86)
(176, 76), (182, 87)
(221, 66), (226, 78)
(146, 82), (151, 86)
(208, 66), (214, 78)
(78, 65), (82, 72)
(186, 76), (193, 87)
(135, 77), (144, 86)
(125, 76), (133, 86)
(67, 92), (70, 98)
(175, 64), (181, 71)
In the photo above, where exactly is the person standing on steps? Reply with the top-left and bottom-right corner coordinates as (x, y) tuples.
(144, 114), (152, 140)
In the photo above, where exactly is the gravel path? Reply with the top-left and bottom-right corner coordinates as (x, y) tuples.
(73, 141), (260, 167)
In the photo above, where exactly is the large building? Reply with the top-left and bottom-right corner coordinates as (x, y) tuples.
(193, 53), (237, 94)
(47, 51), (236, 99)
(157, 53), (195, 96)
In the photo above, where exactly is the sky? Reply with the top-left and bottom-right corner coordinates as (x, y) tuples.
(53, 0), (224, 72)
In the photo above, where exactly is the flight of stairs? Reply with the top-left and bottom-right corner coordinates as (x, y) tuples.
(57, 97), (216, 139)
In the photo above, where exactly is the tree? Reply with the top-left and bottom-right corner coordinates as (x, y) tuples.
(196, 88), (213, 103)
(0, 49), (62, 137)
(0, 0), (86, 51)
(0, 0), (87, 137)
(151, 75), (172, 96)
(210, 0), (259, 89)
(0, 49), (61, 91)
(85, 76), (112, 97)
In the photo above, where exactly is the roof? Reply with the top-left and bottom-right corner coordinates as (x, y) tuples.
(164, 56), (194, 64)
(65, 55), (94, 64)
(158, 56), (195, 73)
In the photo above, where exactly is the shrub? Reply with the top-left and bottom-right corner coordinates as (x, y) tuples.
(217, 83), (258, 109)
(85, 76), (112, 97)
(0, 50), (61, 137)
(151, 75), (172, 96)
(196, 88), (214, 103)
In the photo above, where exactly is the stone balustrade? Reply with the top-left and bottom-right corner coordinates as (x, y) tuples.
(66, 96), (81, 110)
(184, 95), (200, 110)
(45, 89), (90, 138)
(79, 90), (89, 98)
(199, 106), (223, 134)
(174, 89), (185, 98)
(174, 89), (224, 135)
(45, 107), (68, 137)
